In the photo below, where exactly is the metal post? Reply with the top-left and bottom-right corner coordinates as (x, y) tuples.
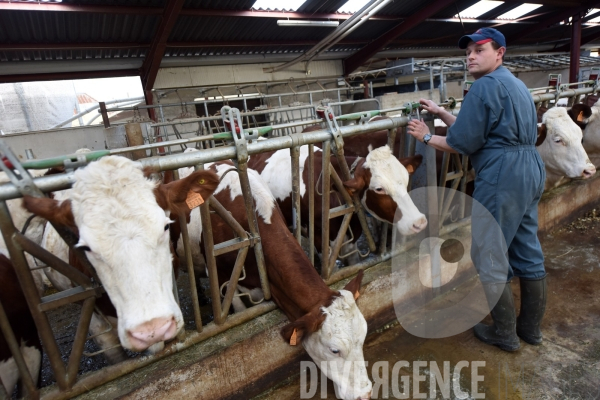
(290, 146), (302, 243)
(321, 140), (332, 279)
(99, 102), (110, 128)
(570, 12), (582, 84)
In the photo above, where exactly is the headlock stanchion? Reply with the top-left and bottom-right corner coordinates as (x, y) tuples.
(0, 75), (599, 398)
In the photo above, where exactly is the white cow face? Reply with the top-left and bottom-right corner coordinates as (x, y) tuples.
(537, 107), (596, 188)
(23, 156), (219, 352)
(344, 146), (427, 235)
(281, 273), (372, 400)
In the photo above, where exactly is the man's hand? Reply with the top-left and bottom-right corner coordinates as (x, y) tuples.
(407, 119), (430, 143)
(419, 99), (443, 115)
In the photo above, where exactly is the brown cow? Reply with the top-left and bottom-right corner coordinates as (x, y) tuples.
(203, 160), (372, 400)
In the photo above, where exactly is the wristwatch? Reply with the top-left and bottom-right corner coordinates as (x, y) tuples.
(422, 133), (432, 145)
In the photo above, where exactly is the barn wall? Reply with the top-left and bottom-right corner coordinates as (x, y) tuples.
(154, 60), (344, 90)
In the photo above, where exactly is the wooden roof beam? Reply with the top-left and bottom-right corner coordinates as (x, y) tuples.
(140, 0), (185, 92)
(343, 0), (458, 75)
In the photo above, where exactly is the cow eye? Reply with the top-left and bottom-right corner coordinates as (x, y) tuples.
(330, 348), (340, 355)
(78, 246), (91, 252)
(553, 137), (562, 143)
(373, 187), (385, 194)
(164, 224), (170, 231)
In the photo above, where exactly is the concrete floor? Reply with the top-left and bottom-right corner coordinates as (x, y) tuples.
(254, 209), (600, 400)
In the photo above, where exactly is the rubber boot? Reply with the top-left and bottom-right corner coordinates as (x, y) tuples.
(516, 277), (547, 345)
(473, 282), (520, 352)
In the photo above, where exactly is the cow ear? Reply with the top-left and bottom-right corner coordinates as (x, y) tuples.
(399, 154), (423, 175)
(280, 308), (326, 346)
(22, 196), (77, 232)
(343, 270), (364, 300)
(536, 124), (547, 147)
(154, 170), (220, 215)
(343, 175), (365, 196)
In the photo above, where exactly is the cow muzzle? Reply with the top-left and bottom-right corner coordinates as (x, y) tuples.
(582, 164), (596, 179)
(126, 316), (178, 351)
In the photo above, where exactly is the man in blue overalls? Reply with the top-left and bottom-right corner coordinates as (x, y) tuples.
(407, 28), (547, 352)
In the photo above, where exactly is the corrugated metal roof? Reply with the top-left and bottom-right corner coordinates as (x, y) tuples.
(0, 0), (598, 81)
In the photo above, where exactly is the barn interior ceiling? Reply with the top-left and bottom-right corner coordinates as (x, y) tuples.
(1, 0), (600, 91)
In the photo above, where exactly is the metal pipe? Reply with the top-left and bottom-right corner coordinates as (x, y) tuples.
(320, 140), (332, 279)
(52, 97), (143, 129)
(264, 0), (387, 73)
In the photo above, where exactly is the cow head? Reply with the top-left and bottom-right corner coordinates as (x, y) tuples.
(573, 99), (600, 156)
(281, 271), (372, 400)
(23, 156), (219, 352)
(537, 107), (596, 182)
(343, 146), (427, 235)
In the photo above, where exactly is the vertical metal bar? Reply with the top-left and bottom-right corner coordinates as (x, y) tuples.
(438, 151), (450, 228)
(0, 299), (39, 399)
(200, 197), (224, 325)
(236, 162), (271, 300)
(0, 201), (69, 390)
(321, 141), (332, 280)
(65, 296), (95, 387)
(219, 247), (250, 321)
(99, 102), (110, 128)
(179, 211), (203, 332)
(308, 144), (315, 265)
(290, 146), (302, 243)
(459, 155), (469, 219)
(424, 119), (441, 298)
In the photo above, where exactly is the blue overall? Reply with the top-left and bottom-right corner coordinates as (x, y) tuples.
(446, 66), (546, 283)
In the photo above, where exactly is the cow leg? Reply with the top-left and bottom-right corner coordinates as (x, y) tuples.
(0, 356), (19, 396)
(89, 313), (128, 364)
(0, 344), (41, 397)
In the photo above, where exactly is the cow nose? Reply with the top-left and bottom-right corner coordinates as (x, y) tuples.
(356, 392), (372, 400)
(583, 165), (596, 178)
(126, 316), (177, 351)
(412, 216), (428, 233)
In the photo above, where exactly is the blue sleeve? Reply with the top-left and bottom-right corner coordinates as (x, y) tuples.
(446, 81), (499, 155)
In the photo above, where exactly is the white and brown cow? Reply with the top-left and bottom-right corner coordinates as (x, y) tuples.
(205, 161), (372, 400)
(566, 101), (600, 166)
(0, 254), (42, 397)
(22, 156), (219, 353)
(248, 144), (426, 261)
(537, 107), (596, 189)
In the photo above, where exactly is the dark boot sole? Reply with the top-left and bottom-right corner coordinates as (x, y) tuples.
(517, 332), (543, 345)
(474, 325), (521, 352)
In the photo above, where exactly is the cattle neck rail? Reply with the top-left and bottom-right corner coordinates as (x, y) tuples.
(1, 75), (599, 398)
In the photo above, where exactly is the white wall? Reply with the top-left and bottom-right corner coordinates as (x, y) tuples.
(154, 60), (343, 89)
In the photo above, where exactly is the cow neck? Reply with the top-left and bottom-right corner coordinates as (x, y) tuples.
(258, 207), (338, 321)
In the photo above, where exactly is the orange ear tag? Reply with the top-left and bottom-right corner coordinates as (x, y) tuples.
(578, 111), (584, 122)
(354, 291), (360, 300)
(290, 328), (297, 346)
(186, 192), (204, 210)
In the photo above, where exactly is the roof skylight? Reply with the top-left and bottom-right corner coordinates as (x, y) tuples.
(455, 1), (504, 19)
(496, 3), (542, 20)
(251, 0), (307, 11)
(587, 8), (600, 23)
(337, 0), (371, 14)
